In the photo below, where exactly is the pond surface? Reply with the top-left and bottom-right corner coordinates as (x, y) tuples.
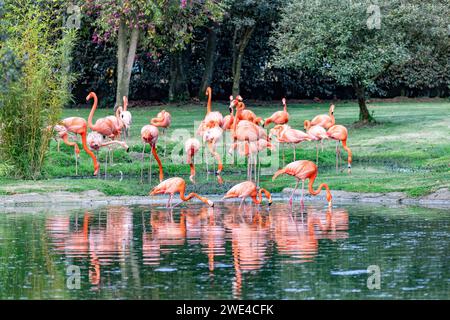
(0, 202), (448, 299)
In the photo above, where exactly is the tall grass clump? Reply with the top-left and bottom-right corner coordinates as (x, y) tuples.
(0, 2), (76, 179)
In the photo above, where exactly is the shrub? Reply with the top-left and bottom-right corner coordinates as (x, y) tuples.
(0, 3), (76, 179)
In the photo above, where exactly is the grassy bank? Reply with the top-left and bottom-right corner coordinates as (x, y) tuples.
(0, 99), (449, 198)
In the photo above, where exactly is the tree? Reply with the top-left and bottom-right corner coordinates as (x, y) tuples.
(271, 0), (450, 122)
(84, 0), (164, 107)
(226, 0), (283, 96)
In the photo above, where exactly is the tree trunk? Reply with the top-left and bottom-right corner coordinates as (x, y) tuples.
(169, 50), (189, 102)
(353, 81), (373, 123)
(231, 26), (255, 97)
(199, 26), (218, 99)
(115, 21), (139, 108)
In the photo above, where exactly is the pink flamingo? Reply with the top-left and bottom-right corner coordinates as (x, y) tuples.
(184, 138), (200, 184)
(140, 124), (164, 183)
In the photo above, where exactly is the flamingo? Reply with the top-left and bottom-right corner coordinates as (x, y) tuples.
(140, 124), (164, 183)
(203, 87), (224, 126)
(304, 120), (328, 164)
(309, 104), (335, 129)
(150, 109), (171, 158)
(221, 104), (235, 156)
(229, 119), (265, 181)
(222, 181), (272, 208)
(203, 123), (223, 177)
(263, 98), (289, 127)
(87, 132), (129, 179)
(326, 124), (352, 173)
(87, 92), (129, 165)
(51, 117), (99, 176)
(149, 177), (214, 208)
(272, 160), (332, 208)
(184, 138), (200, 184)
(269, 124), (311, 163)
(87, 92), (122, 138)
(229, 138), (274, 186)
(230, 95), (262, 126)
(120, 96), (132, 140)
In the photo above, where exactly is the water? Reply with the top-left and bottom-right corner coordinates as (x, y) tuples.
(0, 203), (448, 299)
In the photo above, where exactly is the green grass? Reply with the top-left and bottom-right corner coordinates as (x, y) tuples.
(0, 98), (449, 198)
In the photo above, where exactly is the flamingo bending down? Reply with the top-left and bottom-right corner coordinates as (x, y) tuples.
(52, 117), (99, 175)
(222, 181), (272, 208)
(140, 125), (164, 183)
(263, 98), (289, 127)
(269, 124), (310, 163)
(326, 124), (352, 173)
(184, 138), (200, 184)
(272, 160), (332, 207)
(150, 177), (214, 208)
(309, 104), (335, 129)
(87, 132), (129, 179)
(151, 110), (172, 158)
(304, 120), (328, 164)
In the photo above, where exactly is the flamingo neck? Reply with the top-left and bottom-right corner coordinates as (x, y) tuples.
(87, 93), (98, 130)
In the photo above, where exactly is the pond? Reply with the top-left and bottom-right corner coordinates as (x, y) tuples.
(0, 202), (448, 299)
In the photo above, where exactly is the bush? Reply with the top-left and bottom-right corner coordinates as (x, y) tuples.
(0, 3), (76, 179)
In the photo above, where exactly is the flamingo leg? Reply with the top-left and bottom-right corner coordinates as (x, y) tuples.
(316, 142), (319, 165)
(239, 197), (245, 209)
(75, 150), (78, 176)
(338, 142), (343, 172)
(104, 150), (108, 180)
(289, 179), (300, 207)
(140, 144), (146, 183)
(166, 194), (173, 208)
(335, 141), (339, 173)
(282, 144), (285, 167)
(149, 147), (153, 185)
(300, 180), (305, 210)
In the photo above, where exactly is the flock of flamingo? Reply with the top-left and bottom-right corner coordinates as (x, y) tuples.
(52, 87), (352, 209)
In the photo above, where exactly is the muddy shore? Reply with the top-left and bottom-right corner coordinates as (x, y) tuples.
(1, 188), (449, 213)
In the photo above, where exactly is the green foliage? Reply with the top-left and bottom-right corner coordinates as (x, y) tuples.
(271, 0), (449, 92)
(0, 3), (76, 179)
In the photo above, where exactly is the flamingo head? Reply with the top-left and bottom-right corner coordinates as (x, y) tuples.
(207, 200), (214, 207)
(120, 110), (132, 129)
(330, 104), (335, 115)
(304, 120), (311, 130)
(228, 95), (236, 113)
(282, 98), (286, 105)
(87, 132), (103, 151)
(86, 92), (96, 101)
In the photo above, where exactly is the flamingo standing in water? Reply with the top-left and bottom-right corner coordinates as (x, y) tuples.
(309, 104), (335, 129)
(184, 138), (200, 184)
(140, 124), (164, 183)
(150, 177), (214, 208)
(222, 181), (272, 208)
(87, 132), (129, 178)
(263, 98), (289, 127)
(327, 124), (352, 173)
(304, 120), (328, 164)
(269, 124), (310, 164)
(272, 160), (332, 207)
(51, 117), (99, 176)
(151, 110), (171, 158)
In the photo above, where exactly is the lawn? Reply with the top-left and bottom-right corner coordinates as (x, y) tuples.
(0, 98), (449, 198)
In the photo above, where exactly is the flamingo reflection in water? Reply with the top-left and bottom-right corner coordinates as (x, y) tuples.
(46, 207), (134, 286)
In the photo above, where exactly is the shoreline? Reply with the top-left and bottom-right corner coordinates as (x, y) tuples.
(1, 188), (449, 212)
